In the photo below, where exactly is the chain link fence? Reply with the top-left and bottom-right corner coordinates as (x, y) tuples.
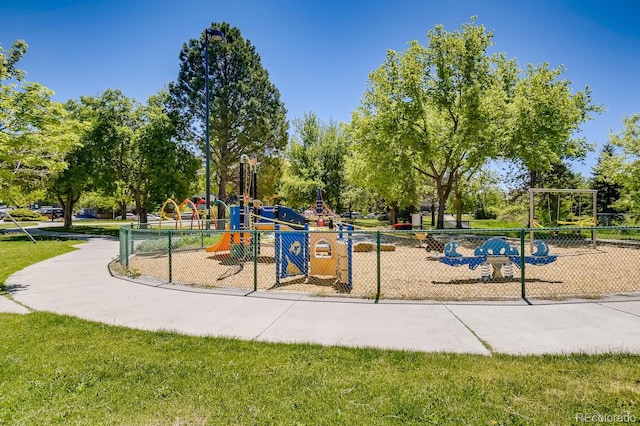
(117, 223), (640, 302)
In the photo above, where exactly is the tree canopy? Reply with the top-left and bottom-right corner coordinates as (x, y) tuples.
(49, 89), (200, 225)
(280, 112), (349, 211)
(168, 22), (288, 216)
(129, 90), (200, 221)
(348, 20), (509, 226)
(348, 18), (601, 227)
(504, 63), (601, 188)
(1, 40), (81, 204)
(602, 114), (640, 215)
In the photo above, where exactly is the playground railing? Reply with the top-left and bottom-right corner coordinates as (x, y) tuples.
(118, 224), (640, 302)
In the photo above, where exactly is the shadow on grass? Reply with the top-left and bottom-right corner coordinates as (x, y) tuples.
(41, 226), (120, 238)
(0, 233), (71, 242)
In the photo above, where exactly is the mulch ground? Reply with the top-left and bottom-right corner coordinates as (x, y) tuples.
(128, 237), (640, 301)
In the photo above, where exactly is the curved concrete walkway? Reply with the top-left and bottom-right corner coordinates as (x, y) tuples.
(3, 234), (640, 355)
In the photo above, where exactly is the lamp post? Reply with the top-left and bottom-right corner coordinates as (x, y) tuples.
(204, 28), (225, 225)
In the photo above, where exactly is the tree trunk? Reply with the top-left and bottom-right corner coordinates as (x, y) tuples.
(58, 193), (76, 228)
(436, 183), (448, 229)
(135, 190), (147, 224)
(436, 196), (446, 229)
(431, 201), (436, 227)
(389, 201), (397, 225)
(435, 174), (455, 229)
(529, 170), (538, 189)
(119, 203), (127, 220)
(455, 192), (463, 229)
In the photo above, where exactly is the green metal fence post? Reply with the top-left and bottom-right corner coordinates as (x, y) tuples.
(376, 231), (381, 301)
(520, 228), (526, 299)
(129, 226), (134, 259)
(123, 228), (129, 269)
(253, 229), (258, 292)
(168, 230), (173, 284)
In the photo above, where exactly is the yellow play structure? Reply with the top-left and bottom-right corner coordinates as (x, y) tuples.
(158, 198), (205, 229)
(308, 233), (349, 280)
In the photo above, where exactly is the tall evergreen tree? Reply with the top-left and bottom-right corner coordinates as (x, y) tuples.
(169, 22), (288, 217)
(591, 143), (622, 216)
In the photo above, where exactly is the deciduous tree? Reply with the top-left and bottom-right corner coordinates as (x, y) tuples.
(280, 113), (348, 210)
(129, 91), (200, 223)
(349, 19), (509, 227)
(0, 40), (80, 204)
(604, 114), (640, 215)
(349, 18), (601, 228)
(503, 63), (601, 188)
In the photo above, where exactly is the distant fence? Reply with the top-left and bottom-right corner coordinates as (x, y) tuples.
(117, 223), (640, 302)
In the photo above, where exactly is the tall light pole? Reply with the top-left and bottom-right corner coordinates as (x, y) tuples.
(204, 28), (225, 224)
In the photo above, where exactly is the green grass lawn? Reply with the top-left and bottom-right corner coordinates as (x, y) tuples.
(0, 234), (80, 287)
(0, 221), (39, 230)
(0, 313), (637, 424)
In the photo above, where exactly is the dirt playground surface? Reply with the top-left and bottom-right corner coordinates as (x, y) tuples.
(128, 239), (640, 301)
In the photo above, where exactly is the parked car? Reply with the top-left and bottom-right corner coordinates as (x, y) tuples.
(173, 212), (199, 221)
(115, 213), (138, 220)
(377, 213), (390, 221)
(340, 211), (363, 219)
(40, 207), (64, 219)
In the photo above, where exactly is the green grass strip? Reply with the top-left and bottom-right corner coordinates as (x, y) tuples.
(42, 225), (121, 238)
(0, 313), (638, 424)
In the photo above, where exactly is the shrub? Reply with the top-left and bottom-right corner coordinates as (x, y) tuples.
(474, 206), (497, 220)
(135, 234), (223, 253)
(2, 208), (47, 222)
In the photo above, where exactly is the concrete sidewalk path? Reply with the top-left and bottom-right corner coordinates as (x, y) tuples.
(4, 236), (640, 355)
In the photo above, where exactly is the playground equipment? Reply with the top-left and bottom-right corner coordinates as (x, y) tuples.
(204, 154), (354, 288)
(529, 188), (597, 227)
(274, 223), (353, 290)
(529, 188), (598, 249)
(205, 227), (232, 253)
(159, 198), (203, 229)
(439, 237), (557, 281)
(158, 198), (230, 230)
(228, 155), (355, 287)
(307, 188), (338, 227)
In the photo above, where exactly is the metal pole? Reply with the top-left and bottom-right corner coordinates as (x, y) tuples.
(520, 228), (526, 299)
(204, 31), (211, 226)
(253, 229), (258, 292)
(376, 231), (381, 302)
(275, 224), (280, 287)
(168, 230), (173, 284)
(592, 190), (598, 248)
(529, 188), (535, 252)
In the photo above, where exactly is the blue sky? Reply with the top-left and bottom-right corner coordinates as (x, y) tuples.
(3, 0), (640, 177)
